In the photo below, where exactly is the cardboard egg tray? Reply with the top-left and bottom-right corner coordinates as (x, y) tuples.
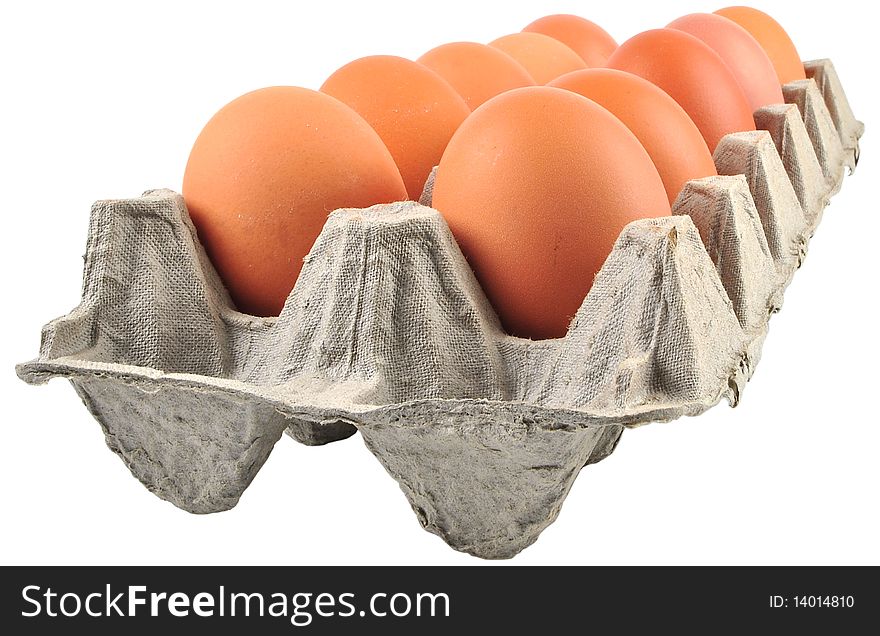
(17, 59), (862, 559)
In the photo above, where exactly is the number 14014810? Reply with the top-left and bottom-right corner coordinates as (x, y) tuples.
(770, 595), (855, 609)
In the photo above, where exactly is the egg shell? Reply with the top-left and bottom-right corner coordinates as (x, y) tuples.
(321, 55), (470, 199)
(715, 6), (806, 84)
(182, 86), (407, 317)
(488, 32), (587, 84)
(418, 41), (536, 110)
(607, 28), (756, 152)
(668, 12), (783, 111)
(522, 14), (618, 67)
(549, 68), (717, 205)
(432, 86), (671, 340)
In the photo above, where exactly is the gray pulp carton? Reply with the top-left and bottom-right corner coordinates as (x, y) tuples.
(17, 59), (862, 559)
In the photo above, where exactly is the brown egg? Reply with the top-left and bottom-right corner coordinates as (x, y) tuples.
(715, 6), (806, 84)
(549, 68), (717, 205)
(418, 42), (536, 110)
(668, 13), (783, 110)
(182, 86), (407, 317)
(321, 55), (470, 199)
(522, 14), (618, 66)
(488, 32), (587, 84)
(432, 86), (671, 340)
(607, 29), (756, 152)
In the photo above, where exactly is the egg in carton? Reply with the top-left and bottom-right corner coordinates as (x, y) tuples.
(17, 59), (862, 559)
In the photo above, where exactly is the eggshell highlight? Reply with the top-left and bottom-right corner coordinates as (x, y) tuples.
(549, 68), (717, 205)
(607, 28), (756, 152)
(715, 6), (806, 84)
(321, 55), (470, 199)
(432, 86), (671, 340)
(418, 42), (536, 110)
(522, 14), (618, 66)
(668, 12), (783, 110)
(489, 32), (587, 84)
(182, 86), (408, 317)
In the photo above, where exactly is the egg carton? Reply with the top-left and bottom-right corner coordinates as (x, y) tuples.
(17, 59), (862, 559)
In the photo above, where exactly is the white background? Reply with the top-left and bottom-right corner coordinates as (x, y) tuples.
(1, 0), (877, 565)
